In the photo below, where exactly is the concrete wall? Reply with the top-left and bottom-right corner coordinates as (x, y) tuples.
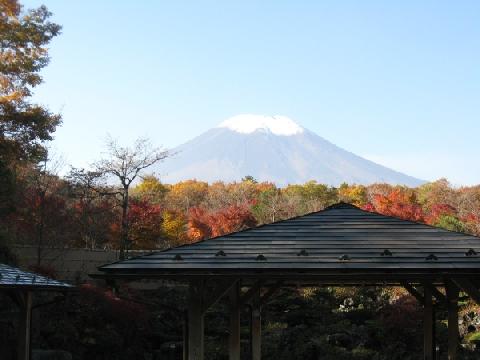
(10, 245), (128, 282)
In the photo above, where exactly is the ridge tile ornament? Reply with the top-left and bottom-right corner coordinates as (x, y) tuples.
(465, 249), (477, 257)
(255, 254), (267, 261)
(425, 254), (438, 261)
(297, 249), (309, 256)
(215, 250), (227, 257)
(381, 249), (393, 256)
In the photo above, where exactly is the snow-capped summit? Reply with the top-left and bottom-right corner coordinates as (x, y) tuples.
(155, 115), (424, 187)
(218, 114), (304, 136)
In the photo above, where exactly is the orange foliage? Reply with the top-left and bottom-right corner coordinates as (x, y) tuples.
(187, 204), (257, 241)
(365, 188), (425, 222)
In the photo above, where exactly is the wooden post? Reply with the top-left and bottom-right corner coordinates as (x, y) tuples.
(446, 280), (459, 360)
(17, 291), (32, 360)
(251, 288), (261, 360)
(423, 284), (435, 360)
(188, 281), (205, 360)
(183, 310), (189, 360)
(229, 282), (241, 360)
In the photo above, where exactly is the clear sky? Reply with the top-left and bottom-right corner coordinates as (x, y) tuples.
(23, 0), (480, 185)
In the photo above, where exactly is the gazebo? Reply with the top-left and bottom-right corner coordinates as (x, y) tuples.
(98, 203), (480, 360)
(0, 263), (72, 360)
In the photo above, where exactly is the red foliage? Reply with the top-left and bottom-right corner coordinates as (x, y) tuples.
(187, 207), (212, 241)
(128, 198), (164, 248)
(187, 204), (257, 241)
(380, 295), (422, 331)
(424, 203), (456, 225)
(362, 203), (375, 212)
(369, 189), (425, 222)
(78, 283), (148, 327)
(463, 212), (479, 223)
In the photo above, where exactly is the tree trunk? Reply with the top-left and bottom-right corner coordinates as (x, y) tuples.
(119, 187), (129, 260)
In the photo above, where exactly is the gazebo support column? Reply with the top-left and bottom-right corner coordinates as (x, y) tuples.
(423, 284), (435, 360)
(17, 291), (32, 360)
(229, 282), (241, 360)
(183, 310), (189, 360)
(446, 280), (459, 360)
(188, 281), (205, 360)
(251, 289), (262, 360)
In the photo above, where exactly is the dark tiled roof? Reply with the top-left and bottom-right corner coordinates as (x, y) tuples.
(98, 203), (480, 278)
(0, 263), (72, 290)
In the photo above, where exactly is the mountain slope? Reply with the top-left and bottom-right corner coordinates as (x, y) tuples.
(156, 115), (423, 186)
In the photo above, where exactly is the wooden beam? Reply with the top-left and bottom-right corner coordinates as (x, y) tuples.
(402, 282), (424, 305)
(425, 284), (447, 305)
(451, 278), (480, 305)
(17, 291), (32, 360)
(423, 285), (435, 360)
(202, 279), (238, 314)
(445, 280), (459, 360)
(188, 280), (205, 360)
(229, 282), (241, 360)
(250, 289), (262, 360)
(239, 280), (264, 306)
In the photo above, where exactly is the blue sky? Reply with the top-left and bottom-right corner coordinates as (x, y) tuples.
(24, 0), (480, 185)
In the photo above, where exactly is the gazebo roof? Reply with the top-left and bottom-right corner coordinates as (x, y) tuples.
(0, 263), (72, 290)
(98, 203), (480, 283)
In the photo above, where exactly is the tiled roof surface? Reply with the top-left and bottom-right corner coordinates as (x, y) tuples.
(0, 263), (72, 290)
(99, 203), (480, 277)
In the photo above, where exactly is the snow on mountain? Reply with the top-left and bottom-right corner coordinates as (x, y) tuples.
(155, 115), (424, 187)
(218, 114), (304, 136)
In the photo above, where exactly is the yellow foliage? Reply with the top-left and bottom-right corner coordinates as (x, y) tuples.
(162, 210), (187, 245)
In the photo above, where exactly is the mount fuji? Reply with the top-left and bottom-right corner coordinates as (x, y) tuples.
(156, 115), (423, 187)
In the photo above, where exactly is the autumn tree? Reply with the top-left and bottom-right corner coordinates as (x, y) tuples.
(417, 179), (455, 211)
(162, 210), (187, 247)
(283, 181), (338, 215)
(67, 168), (116, 249)
(366, 187), (425, 222)
(187, 204), (256, 241)
(132, 175), (169, 204)
(15, 155), (71, 265)
(338, 183), (367, 207)
(0, 1), (61, 215)
(166, 180), (208, 212)
(252, 185), (285, 224)
(204, 180), (259, 211)
(94, 137), (169, 259)
(128, 198), (164, 249)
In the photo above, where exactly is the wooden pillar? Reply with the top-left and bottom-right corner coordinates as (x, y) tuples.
(251, 289), (261, 360)
(423, 285), (435, 360)
(188, 281), (205, 360)
(183, 310), (189, 360)
(17, 291), (33, 360)
(446, 280), (460, 360)
(229, 281), (241, 360)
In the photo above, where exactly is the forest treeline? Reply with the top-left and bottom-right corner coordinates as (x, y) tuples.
(2, 158), (480, 265)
